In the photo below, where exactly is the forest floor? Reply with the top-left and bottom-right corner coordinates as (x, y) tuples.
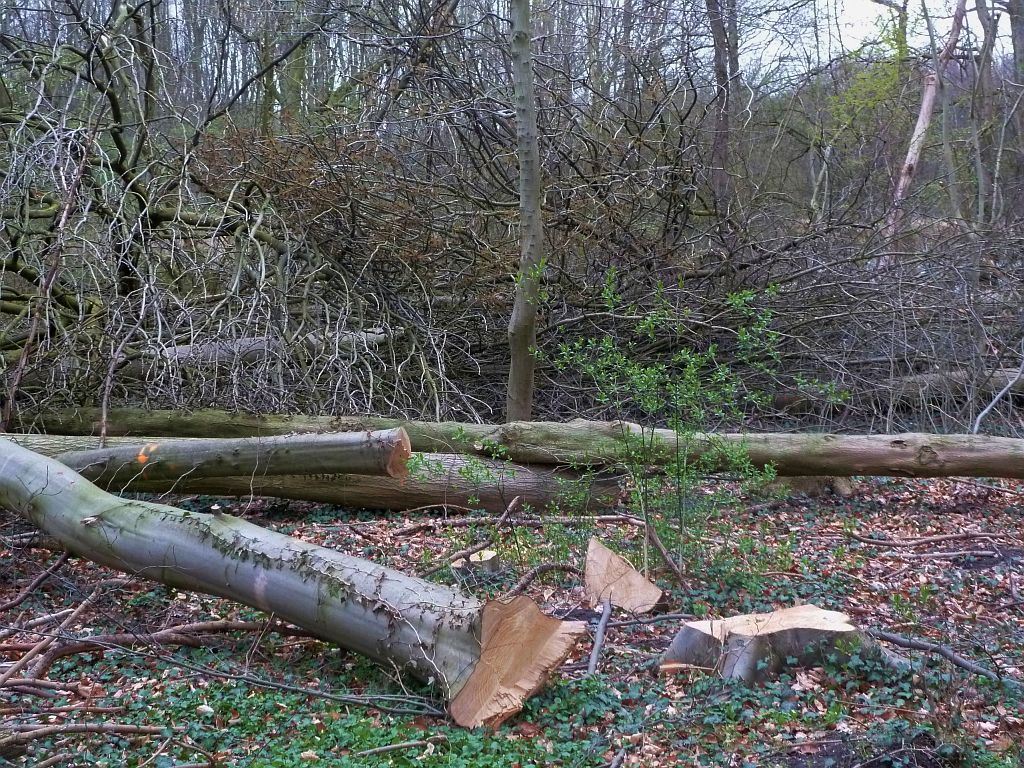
(2, 477), (1022, 768)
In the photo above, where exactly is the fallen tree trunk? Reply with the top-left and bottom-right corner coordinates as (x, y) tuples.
(29, 409), (1024, 478)
(125, 454), (620, 511)
(2, 435), (618, 510)
(3, 430), (412, 485)
(0, 438), (585, 727)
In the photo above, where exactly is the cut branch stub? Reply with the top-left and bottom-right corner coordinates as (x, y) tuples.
(659, 605), (863, 683)
(583, 538), (662, 614)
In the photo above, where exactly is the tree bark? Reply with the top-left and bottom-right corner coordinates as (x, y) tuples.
(0, 438), (585, 727)
(23, 410), (1024, 479)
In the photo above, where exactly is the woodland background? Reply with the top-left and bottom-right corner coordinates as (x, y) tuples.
(1, 0), (1022, 431)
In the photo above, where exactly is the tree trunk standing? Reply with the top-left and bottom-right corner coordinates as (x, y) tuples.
(1009, 0), (1024, 194)
(703, 0), (735, 216)
(506, 0), (546, 423)
(873, 0), (967, 270)
(0, 439), (585, 727)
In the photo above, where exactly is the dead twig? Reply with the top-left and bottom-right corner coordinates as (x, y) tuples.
(587, 597), (613, 675)
(896, 550), (1003, 560)
(502, 563), (583, 598)
(353, 735), (448, 757)
(0, 586), (106, 688)
(0, 553), (69, 613)
(868, 628), (1023, 689)
(395, 513), (644, 537)
(0, 722), (169, 750)
(606, 612), (697, 628)
(0, 609), (75, 642)
(851, 531), (1012, 548)
(645, 524), (686, 586)
(26, 620), (316, 678)
(34, 753), (75, 768)
(420, 496), (522, 577)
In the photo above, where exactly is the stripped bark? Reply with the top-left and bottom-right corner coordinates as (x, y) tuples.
(874, 0), (967, 269)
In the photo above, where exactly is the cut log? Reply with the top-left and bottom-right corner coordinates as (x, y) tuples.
(28, 409), (1024, 479)
(5, 430), (411, 487)
(0, 438), (585, 727)
(583, 538), (662, 614)
(767, 476), (855, 498)
(659, 605), (865, 683)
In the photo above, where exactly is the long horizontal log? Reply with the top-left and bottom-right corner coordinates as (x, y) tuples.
(29, 408), (1024, 478)
(0, 438), (585, 727)
(3, 430), (411, 485)
(124, 455), (621, 511)
(1, 435), (617, 510)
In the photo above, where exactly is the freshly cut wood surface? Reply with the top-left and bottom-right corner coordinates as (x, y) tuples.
(450, 597), (586, 728)
(583, 538), (662, 614)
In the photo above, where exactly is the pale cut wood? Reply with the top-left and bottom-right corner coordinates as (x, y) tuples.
(659, 605), (863, 683)
(449, 597), (585, 728)
(583, 538), (662, 614)
(34, 409), (1024, 479)
(0, 438), (584, 727)
(452, 550), (500, 575)
(33, 429), (411, 485)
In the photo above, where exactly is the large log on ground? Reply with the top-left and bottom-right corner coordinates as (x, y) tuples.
(124, 454), (620, 511)
(29, 408), (1024, 478)
(0, 438), (585, 727)
(3, 430), (411, 485)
